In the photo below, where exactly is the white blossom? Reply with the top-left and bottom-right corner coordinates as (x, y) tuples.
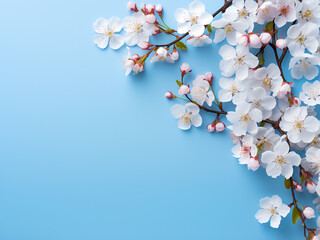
(175, 0), (213, 37)
(303, 147), (320, 175)
(274, 0), (296, 27)
(296, 0), (320, 25)
(186, 35), (212, 47)
(280, 106), (319, 143)
(289, 53), (320, 80)
(261, 140), (301, 178)
(300, 80), (320, 106)
(232, 134), (257, 165)
(150, 47), (174, 63)
(190, 76), (214, 106)
(123, 12), (157, 46)
(255, 195), (290, 228)
(171, 103), (202, 130)
(286, 22), (319, 56)
(93, 17), (124, 49)
(218, 77), (246, 104)
(226, 102), (261, 136)
(219, 45), (259, 80)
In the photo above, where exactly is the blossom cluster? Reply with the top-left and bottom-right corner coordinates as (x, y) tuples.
(94, 0), (320, 239)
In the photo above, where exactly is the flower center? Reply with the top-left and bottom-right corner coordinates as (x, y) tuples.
(106, 30), (113, 36)
(231, 84), (238, 94)
(280, 6), (289, 16)
(240, 113), (250, 123)
(252, 100), (262, 108)
(135, 25), (142, 32)
(262, 76), (272, 88)
(190, 16), (198, 24)
(225, 24), (233, 33)
(270, 208), (276, 215)
(302, 9), (313, 21)
(297, 34), (305, 44)
(276, 156), (286, 164)
(183, 113), (192, 124)
(294, 120), (304, 130)
(235, 55), (245, 67)
(238, 9), (248, 18)
(298, 60), (310, 72)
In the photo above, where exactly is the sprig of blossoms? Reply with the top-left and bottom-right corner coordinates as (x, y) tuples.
(94, 0), (320, 238)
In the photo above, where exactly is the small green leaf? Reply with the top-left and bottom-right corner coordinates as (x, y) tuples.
(176, 80), (182, 87)
(175, 41), (187, 50)
(259, 55), (264, 66)
(284, 178), (291, 189)
(301, 174), (306, 185)
(206, 25), (212, 33)
(292, 207), (300, 225)
(265, 21), (274, 32)
(260, 122), (266, 127)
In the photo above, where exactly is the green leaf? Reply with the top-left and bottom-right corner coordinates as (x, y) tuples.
(206, 25), (212, 33)
(176, 80), (182, 87)
(259, 122), (266, 127)
(259, 55), (264, 66)
(265, 21), (274, 32)
(292, 207), (300, 225)
(301, 174), (306, 185)
(175, 41), (187, 50)
(284, 178), (291, 189)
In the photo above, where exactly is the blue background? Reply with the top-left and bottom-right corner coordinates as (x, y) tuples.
(0, 0), (316, 239)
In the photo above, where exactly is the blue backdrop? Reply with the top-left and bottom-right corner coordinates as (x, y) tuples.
(0, 0), (316, 239)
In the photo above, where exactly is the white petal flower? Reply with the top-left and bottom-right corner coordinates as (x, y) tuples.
(190, 76), (214, 106)
(218, 77), (246, 104)
(252, 127), (281, 152)
(286, 22), (319, 56)
(289, 53), (320, 80)
(302, 147), (320, 175)
(256, 1), (278, 25)
(255, 195), (290, 228)
(123, 12), (157, 46)
(175, 0), (213, 37)
(93, 17), (124, 49)
(232, 134), (258, 167)
(274, 0), (296, 27)
(261, 140), (301, 178)
(219, 45), (259, 80)
(279, 106), (319, 143)
(226, 102), (261, 136)
(296, 0), (320, 25)
(150, 47), (175, 63)
(300, 80), (320, 106)
(186, 35), (212, 47)
(171, 103), (202, 130)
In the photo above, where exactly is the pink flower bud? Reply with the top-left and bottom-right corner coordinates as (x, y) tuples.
(132, 54), (140, 61)
(127, 1), (138, 11)
(152, 27), (161, 35)
(180, 63), (191, 74)
(249, 34), (261, 48)
(294, 182), (303, 192)
(215, 122), (225, 132)
(178, 85), (190, 95)
(276, 38), (287, 49)
(293, 97), (301, 106)
(145, 4), (155, 14)
(260, 32), (272, 45)
(237, 34), (249, 46)
(145, 14), (156, 24)
(206, 123), (215, 132)
(156, 4), (163, 14)
(303, 207), (315, 219)
(306, 181), (317, 193)
(165, 91), (174, 99)
(139, 41), (151, 50)
(204, 72), (213, 85)
(133, 62), (144, 73)
(277, 82), (291, 98)
(248, 156), (260, 171)
(171, 49), (179, 61)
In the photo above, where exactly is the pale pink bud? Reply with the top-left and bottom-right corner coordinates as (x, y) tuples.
(180, 63), (191, 74)
(276, 38), (287, 49)
(139, 41), (150, 50)
(145, 4), (155, 14)
(237, 34), (249, 46)
(165, 91), (174, 99)
(156, 4), (163, 14)
(306, 181), (317, 194)
(215, 122), (225, 132)
(171, 49), (179, 61)
(125, 59), (135, 68)
(146, 14), (156, 24)
(178, 85), (190, 95)
(132, 54), (140, 61)
(294, 183), (303, 192)
(127, 1), (138, 11)
(260, 32), (272, 45)
(249, 34), (261, 48)
(133, 63), (144, 73)
(293, 97), (301, 106)
(204, 72), (213, 85)
(277, 82), (291, 98)
(303, 207), (315, 219)
(248, 157), (260, 171)
(152, 27), (161, 35)
(206, 123), (215, 132)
